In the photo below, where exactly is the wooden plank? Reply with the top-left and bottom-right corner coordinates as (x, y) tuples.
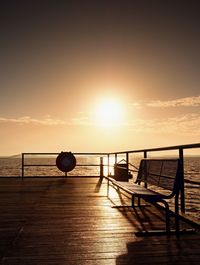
(0, 177), (199, 265)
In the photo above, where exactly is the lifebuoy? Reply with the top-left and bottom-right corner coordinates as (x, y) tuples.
(56, 152), (76, 172)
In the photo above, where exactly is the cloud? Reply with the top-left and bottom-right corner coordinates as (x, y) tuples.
(71, 117), (89, 125)
(0, 114), (91, 126)
(127, 113), (200, 136)
(128, 102), (141, 108)
(0, 112), (199, 136)
(0, 116), (68, 126)
(147, 96), (200, 108)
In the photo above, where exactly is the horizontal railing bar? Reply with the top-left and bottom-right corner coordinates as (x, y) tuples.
(22, 153), (59, 155)
(22, 152), (109, 156)
(23, 164), (101, 167)
(108, 143), (200, 155)
(22, 143), (199, 157)
(23, 165), (56, 167)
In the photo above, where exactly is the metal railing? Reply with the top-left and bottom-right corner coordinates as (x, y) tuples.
(106, 143), (200, 215)
(22, 152), (108, 178)
(22, 143), (200, 217)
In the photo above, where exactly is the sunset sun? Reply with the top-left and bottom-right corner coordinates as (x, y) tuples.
(94, 99), (124, 127)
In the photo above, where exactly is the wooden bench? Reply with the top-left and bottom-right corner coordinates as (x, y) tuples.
(105, 159), (182, 235)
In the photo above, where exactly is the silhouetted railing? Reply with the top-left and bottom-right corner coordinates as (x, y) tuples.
(22, 152), (107, 178)
(21, 143), (200, 221)
(106, 143), (200, 216)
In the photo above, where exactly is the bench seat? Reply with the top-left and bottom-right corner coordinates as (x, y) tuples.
(109, 179), (164, 198)
(105, 158), (182, 235)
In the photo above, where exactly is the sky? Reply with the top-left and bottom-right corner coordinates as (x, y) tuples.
(0, 0), (199, 155)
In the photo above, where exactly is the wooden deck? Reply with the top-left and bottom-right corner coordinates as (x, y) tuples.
(0, 177), (199, 265)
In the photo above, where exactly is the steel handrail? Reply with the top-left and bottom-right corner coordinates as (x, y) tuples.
(107, 143), (200, 155)
(22, 143), (200, 214)
(106, 143), (200, 214)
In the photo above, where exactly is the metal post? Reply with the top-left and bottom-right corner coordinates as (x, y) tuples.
(107, 154), (110, 175)
(179, 148), (185, 213)
(22, 153), (24, 178)
(126, 152), (129, 175)
(100, 157), (104, 177)
(115, 153), (117, 164)
(144, 151), (147, 188)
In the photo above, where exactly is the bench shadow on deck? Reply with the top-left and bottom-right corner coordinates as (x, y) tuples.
(0, 177), (199, 265)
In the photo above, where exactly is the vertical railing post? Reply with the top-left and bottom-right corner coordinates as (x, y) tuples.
(179, 148), (185, 213)
(114, 153), (117, 176)
(100, 157), (104, 178)
(22, 153), (24, 178)
(126, 152), (129, 173)
(115, 153), (117, 164)
(144, 151), (147, 188)
(107, 154), (110, 175)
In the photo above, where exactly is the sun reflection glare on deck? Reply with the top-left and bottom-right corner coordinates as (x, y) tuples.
(104, 156), (116, 176)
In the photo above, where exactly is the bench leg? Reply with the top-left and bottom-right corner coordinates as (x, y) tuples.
(135, 200), (171, 236)
(165, 204), (170, 234)
(132, 196), (151, 208)
(175, 194), (180, 235)
(160, 200), (170, 234)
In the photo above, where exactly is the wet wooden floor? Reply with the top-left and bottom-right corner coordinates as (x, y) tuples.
(0, 177), (199, 265)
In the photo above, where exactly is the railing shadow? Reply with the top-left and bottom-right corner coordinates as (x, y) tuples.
(94, 176), (104, 193)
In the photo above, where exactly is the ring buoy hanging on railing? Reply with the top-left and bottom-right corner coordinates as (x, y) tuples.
(56, 152), (76, 172)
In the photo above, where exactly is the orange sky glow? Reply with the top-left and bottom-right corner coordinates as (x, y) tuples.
(0, 1), (199, 155)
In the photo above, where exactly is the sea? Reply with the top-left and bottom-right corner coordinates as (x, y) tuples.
(0, 155), (199, 221)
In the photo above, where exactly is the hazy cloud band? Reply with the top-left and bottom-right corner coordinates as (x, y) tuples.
(1, 113), (199, 136)
(147, 95), (200, 108)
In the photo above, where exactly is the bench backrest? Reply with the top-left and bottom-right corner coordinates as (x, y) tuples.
(136, 159), (181, 193)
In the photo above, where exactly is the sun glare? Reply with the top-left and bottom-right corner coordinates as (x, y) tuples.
(94, 99), (124, 127)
